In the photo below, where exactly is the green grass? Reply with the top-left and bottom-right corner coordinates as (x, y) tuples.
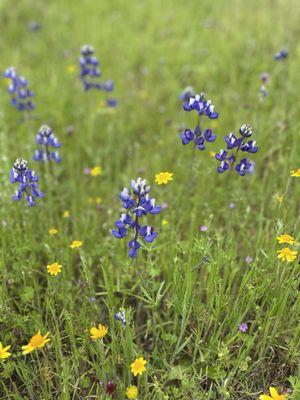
(0, 0), (300, 398)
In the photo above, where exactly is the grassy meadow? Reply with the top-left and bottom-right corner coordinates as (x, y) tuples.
(0, 0), (300, 398)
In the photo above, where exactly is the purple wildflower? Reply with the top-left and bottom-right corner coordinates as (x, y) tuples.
(200, 225), (208, 232)
(3, 67), (35, 112)
(10, 158), (43, 206)
(33, 125), (61, 163)
(215, 124), (258, 177)
(111, 178), (161, 258)
(238, 322), (249, 333)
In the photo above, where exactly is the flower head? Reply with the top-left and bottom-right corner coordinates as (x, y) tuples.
(155, 172), (173, 185)
(179, 86), (195, 102)
(291, 168), (300, 177)
(183, 93), (218, 119)
(238, 322), (248, 333)
(276, 234), (295, 245)
(79, 44), (116, 106)
(277, 247), (297, 262)
(90, 166), (102, 177)
(259, 387), (287, 400)
(3, 66), (35, 111)
(215, 124), (258, 177)
(111, 178), (161, 258)
(114, 310), (126, 325)
(126, 385), (138, 399)
(49, 228), (58, 236)
(131, 357), (147, 376)
(22, 331), (50, 355)
(0, 342), (12, 360)
(33, 125), (61, 163)
(106, 381), (117, 395)
(47, 263), (62, 276)
(274, 49), (288, 61)
(10, 158), (43, 206)
(70, 240), (83, 249)
(90, 324), (108, 340)
(63, 210), (70, 218)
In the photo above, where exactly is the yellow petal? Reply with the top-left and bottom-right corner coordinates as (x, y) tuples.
(269, 387), (279, 399)
(260, 396), (273, 400)
(22, 344), (34, 355)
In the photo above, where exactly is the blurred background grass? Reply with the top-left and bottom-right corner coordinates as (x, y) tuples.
(0, 0), (299, 398)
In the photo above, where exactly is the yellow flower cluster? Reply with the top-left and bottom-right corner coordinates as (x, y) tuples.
(276, 233), (298, 262)
(0, 331), (51, 359)
(122, 356), (147, 399)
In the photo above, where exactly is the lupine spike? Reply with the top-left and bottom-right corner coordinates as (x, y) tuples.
(10, 158), (43, 206)
(215, 124), (259, 176)
(111, 178), (161, 258)
(180, 92), (218, 151)
(79, 44), (117, 108)
(33, 125), (61, 163)
(3, 67), (35, 111)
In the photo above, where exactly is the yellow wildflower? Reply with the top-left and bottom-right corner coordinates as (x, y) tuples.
(70, 240), (83, 249)
(95, 197), (102, 205)
(0, 342), (11, 360)
(65, 64), (76, 74)
(259, 386), (287, 400)
(47, 263), (62, 276)
(275, 194), (284, 204)
(155, 172), (173, 185)
(90, 166), (102, 177)
(276, 234), (295, 245)
(63, 211), (70, 218)
(277, 247), (297, 262)
(126, 385), (138, 399)
(49, 228), (58, 236)
(290, 168), (300, 177)
(131, 357), (147, 376)
(90, 324), (108, 340)
(209, 151), (216, 158)
(22, 331), (50, 355)
(162, 219), (168, 226)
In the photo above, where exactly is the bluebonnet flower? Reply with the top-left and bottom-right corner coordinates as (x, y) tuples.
(274, 49), (288, 61)
(181, 126), (216, 150)
(33, 125), (61, 163)
(79, 45), (117, 107)
(111, 178), (161, 258)
(3, 67), (35, 111)
(79, 44), (101, 90)
(182, 93), (218, 119)
(114, 310), (126, 325)
(10, 158), (43, 206)
(215, 124), (259, 176)
(180, 92), (218, 152)
(179, 86), (195, 102)
(106, 98), (118, 108)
